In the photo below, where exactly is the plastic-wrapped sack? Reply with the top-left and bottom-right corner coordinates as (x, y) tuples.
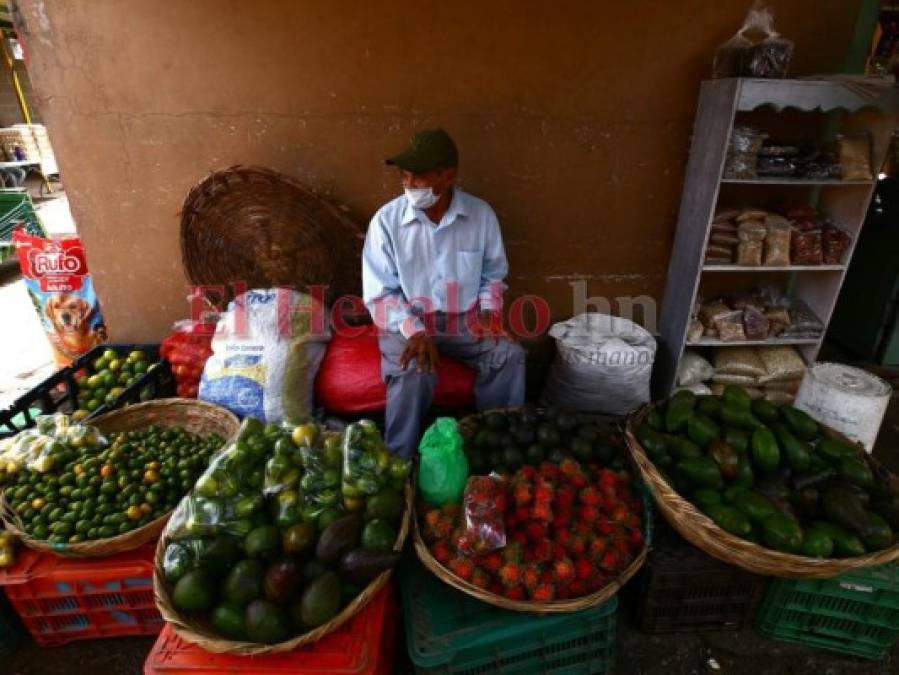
(457, 475), (506, 555)
(199, 288), (330, 423)
(542, 313), (656, 415)
(677, 351), (713, 387)
(418, 418), (469, 506)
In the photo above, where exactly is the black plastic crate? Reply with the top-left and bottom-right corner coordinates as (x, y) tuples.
(0, 343), (175, 438)
(634, 523), (767, 633)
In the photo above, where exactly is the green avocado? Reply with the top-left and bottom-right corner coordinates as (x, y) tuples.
(211, 601), (248, 640)
(172, 570), (216, 612)
(365, 491), (404, 522)
(223, 559), (263, 605)
(360, 518), (396, 552)
(245, 525), (281, 560)
(294, 571), (342, 629)
(245, 599), (291, 644)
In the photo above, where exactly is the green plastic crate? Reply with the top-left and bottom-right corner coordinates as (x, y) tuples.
(756, 564), (899, 660)
(0, 189), (45, 264)
(400, 558), (617, 675)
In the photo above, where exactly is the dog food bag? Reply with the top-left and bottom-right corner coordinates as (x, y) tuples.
(13, 229), (107, 366)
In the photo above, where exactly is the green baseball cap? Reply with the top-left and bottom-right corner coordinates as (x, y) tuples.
(386, 128), (458, 173)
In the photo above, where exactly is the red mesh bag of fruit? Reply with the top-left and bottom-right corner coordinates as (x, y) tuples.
(160, 320), (215, 398)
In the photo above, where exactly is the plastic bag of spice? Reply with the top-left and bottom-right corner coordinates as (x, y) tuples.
(738, 220), (767, 241)
(743, 305), (770, 340)
(715, 310), (748, 342)
(822, 225), (851, 264)
(712, 2), (792, 78)
(765, 306), (791, 336)
(725, 127), (767, 178)
(699, 300), (731, 328)
(736, 240), (763, 266)
(763, 221), (791, 266)
(837, 133), (873, 180)
(790, 228), (823, 265)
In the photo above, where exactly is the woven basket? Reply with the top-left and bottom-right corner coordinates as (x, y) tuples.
(419, 407), (651, 612)
(154, 480), (413, 655)
(413, 498), (649, 613)
(180, 165), (364, 303)
(0, 399), (239, 558)
(626, 403), (899, 579)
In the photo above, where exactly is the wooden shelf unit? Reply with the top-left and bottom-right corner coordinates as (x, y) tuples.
(654, 77), (899, 397)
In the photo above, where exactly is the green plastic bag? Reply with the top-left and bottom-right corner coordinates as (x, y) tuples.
(418, 418), (469, 506)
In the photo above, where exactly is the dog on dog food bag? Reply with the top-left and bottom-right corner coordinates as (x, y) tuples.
(14, 228), (107, 366)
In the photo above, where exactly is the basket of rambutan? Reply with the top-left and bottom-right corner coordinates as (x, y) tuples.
(414, 456), (652, 612)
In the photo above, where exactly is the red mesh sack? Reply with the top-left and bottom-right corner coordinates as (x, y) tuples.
(314, 325), (476, 413)
(160, 320), (215, 398)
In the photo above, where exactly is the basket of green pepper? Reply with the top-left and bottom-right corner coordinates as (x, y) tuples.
(625, 385), (899, 578)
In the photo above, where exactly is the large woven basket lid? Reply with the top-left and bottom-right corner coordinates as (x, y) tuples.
(180, 165), (364, 302)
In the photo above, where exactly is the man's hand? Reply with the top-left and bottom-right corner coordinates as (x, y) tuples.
(471, 309), (510, 344)
(400, 332), (440, 373)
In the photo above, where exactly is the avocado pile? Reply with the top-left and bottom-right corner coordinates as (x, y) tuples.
(0, 414), (221, 545)
(637, 385), (899, 558)
(162, 417), (410, 645)
(464, 406), (626, 475)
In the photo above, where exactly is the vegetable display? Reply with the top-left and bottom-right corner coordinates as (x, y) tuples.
(160, 418), (410, 644)
(0, 414), (222, 545)
(420, 409), (646, 603)
(637, 386), (899, 558)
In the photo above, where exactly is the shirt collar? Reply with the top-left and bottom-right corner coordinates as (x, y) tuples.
(401, 188), (468, 226)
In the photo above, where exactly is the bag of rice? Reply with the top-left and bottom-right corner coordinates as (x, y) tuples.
(713, 346), (766, 377)
(757, 345), (806, 384)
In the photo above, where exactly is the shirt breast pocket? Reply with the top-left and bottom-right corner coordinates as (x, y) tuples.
(454, 250), (483, 304)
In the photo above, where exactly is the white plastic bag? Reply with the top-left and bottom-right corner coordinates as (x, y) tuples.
(199, 288), (330, 423)
(677, 351), (714, 387)
(541, 313), (656, 415)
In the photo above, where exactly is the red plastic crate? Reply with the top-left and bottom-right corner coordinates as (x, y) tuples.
(0, 544), (161, 646)
(144, 582), (396, 674)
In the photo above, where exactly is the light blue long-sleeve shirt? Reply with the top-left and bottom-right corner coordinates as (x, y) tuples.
(362, 188), (509, 338)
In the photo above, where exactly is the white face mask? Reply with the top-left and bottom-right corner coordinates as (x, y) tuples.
(404, 186), (440, 210)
